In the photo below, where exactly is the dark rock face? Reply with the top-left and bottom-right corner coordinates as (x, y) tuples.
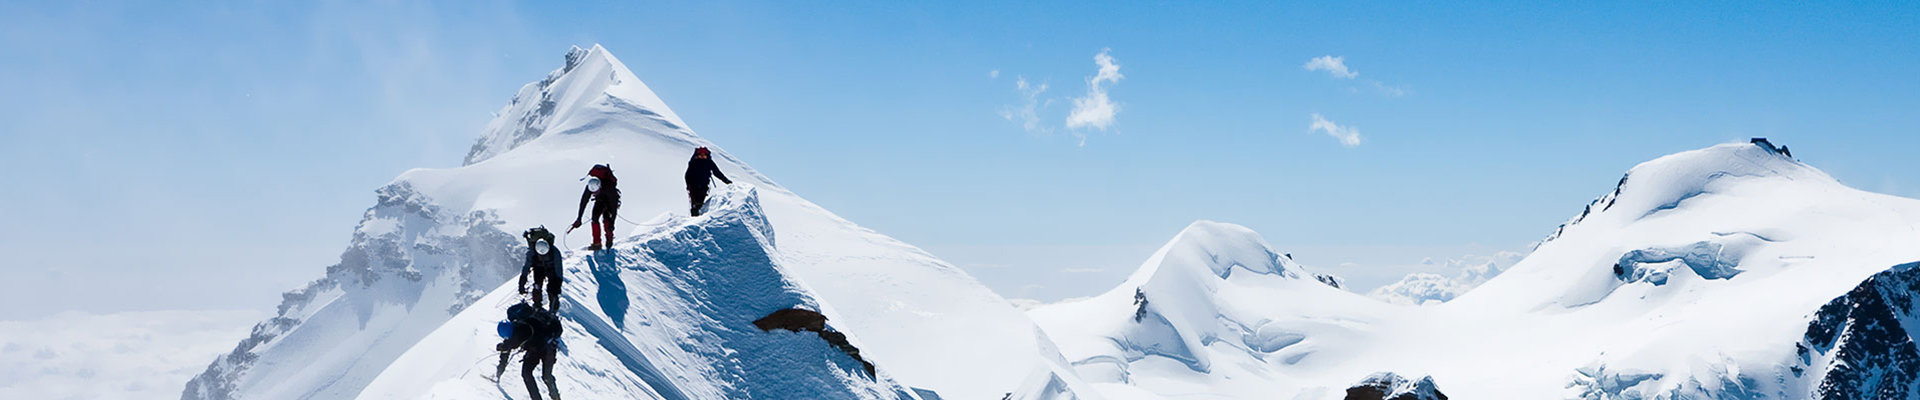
(1344, 372), (1447, 400)
(1315, 272), (1347, 290)
(753, 308), (876, 377)
(1799, 262), (1920, 400)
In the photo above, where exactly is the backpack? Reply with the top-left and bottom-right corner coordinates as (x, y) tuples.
(588, 164), (618, 191)
(524, 309), (563, 346)
(505, 304), (563, 348)
(523, 226), (556, 249)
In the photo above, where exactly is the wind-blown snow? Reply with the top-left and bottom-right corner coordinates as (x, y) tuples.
(185, 44), (1092, 400)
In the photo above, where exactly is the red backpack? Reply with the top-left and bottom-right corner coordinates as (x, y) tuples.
(588, 164), (617, 191)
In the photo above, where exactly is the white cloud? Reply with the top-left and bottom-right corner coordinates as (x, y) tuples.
(1453, 251), (1527, 286)
(1309, 113), (1363, 147)
(1304, 55), (1358, 79)
(0, 309), (264, 399)
(998, 76), (1052, 134)
(1368, 273), (1466, 305)
(1370, 250), (1530, 305)
(1007, 298), (1045, 311)
(989, 69), (1000, 79)
(1061, 267), (1104, 274)
(1066, 48), (1123, 133)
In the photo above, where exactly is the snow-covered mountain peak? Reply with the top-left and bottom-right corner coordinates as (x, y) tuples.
(1031, 221), (1390, 396)
(464, 43), (690, 165)
(187, 45), (1096, 400)
(1543, 140), (1824, 244)
(1123, 221), (1304, 287)
(1603, 141), (1823, 222)
(1034, 140), (1920, 399)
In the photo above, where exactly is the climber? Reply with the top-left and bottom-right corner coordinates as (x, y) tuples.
(570, 164), (620, 250)
(496, 301), (564, 400)
(684, 147), (732, 217)
(519, 226), (563, 311)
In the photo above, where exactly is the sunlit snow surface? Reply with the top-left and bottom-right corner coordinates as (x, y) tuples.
(358, 185), (919, 399)
(1033, 143), (1920, 399)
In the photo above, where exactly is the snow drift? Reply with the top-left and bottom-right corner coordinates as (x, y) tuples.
(185, 45), (1093, 400)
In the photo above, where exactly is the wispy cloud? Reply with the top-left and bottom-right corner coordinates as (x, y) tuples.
(1061, 267), (1104, 273)
(1310, 112), (1363, 147)
(989, 69), (1000, 79)
(1306, 55), (1408, 97)
(1369, 80), (1408, 97)
(1304, 55), (1358, 79)
(998, 77), (1051, 134)
(1066, 48), (1123, 134)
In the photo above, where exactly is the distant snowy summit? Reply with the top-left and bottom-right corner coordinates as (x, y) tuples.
(1031, 139), (1920, 399)
(183, 45), (1095, 400)
(463, 44), (691, 166)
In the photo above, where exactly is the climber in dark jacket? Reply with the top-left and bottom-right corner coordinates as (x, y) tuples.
(497, 302), (563, 400)
(571, 164), (620, 251)
(684, 147), (732, 217)
(519, 227), (563, 311)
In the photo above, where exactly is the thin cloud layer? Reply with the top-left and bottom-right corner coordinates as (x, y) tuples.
(998, 77), (1052, 134)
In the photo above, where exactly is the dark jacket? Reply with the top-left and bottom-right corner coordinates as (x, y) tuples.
(684, 156), (732, 191)
(518, 248), (563, 292)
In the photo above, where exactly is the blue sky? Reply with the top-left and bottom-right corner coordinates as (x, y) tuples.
(2, 1), (1916, 319)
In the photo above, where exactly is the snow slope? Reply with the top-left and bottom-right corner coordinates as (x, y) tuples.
(357, 185), (919, 400)
(186, 45), (1092, 400)
(1033, 141), (1920, 399)
(1030, 221), (1398, 400)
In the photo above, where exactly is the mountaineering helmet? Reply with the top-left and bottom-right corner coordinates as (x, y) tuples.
(586, 176), (602, 192)
(694, 147), (711, 157)
(534, 239), (551, 256)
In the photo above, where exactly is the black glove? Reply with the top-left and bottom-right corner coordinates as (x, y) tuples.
(496, 342), (513, 352)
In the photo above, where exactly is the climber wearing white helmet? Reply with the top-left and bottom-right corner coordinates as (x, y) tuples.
(519, 226), (563, 311)
(571, 164), (620, 251)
